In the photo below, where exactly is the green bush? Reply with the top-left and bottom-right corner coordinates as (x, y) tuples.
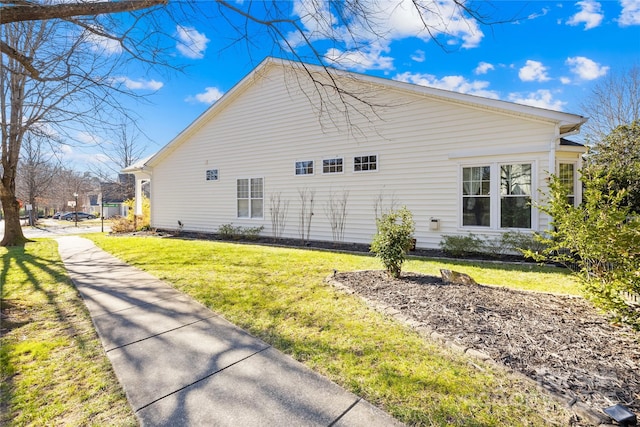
(217, 223), (264, 240)
(501, 231), (548, 258)
(439, 233), (484, 257)
(528, 175), (640, 329)
(370, 207), (415, 278)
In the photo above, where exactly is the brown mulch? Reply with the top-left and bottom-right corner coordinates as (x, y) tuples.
(333, 270), (640, 419)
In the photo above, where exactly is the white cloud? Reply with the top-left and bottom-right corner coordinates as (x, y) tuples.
(619, 0), (640, 26)
(566, 0), (604, 30)
(560, 76), (572, 84)
(394, 71), (500, 99)
(565, 56), (609, 80)
(85, 31), (122, 55)
(508, 90), (566, 111)
(411, 50), (426, 63)
(176, 25), (209, 59)
(474, 62), (495, 75)
(325, 45), (395, 72)
(76, 131), (103, 145)
(291, 0), (483, 71)
(185, 87), (225, 104)
(111, 77), (164, 91)
(519, 60), (551, 82)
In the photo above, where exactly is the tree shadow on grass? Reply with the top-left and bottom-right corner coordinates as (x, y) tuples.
(0, 241), (103, 423)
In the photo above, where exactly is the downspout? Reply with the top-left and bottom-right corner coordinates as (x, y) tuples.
(549, 127), (581, 175)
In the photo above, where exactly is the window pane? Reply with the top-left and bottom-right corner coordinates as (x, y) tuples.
(500, 196), (531, 228)
(238, 200), (249, 218)
(462, 196), (490, 226)
(501, 164), (531, 196)
(463, 166), (490, 196)
(251, 178), (263, 198)
(237, 179), (248, 198)
(251, 199), (263, 218)
(559, 163), (574, 192)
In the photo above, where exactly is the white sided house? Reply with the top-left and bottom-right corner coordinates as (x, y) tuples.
(125, 57), (587, 249)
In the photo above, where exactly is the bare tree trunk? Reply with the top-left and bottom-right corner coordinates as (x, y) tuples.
(0, 193), (29, 246)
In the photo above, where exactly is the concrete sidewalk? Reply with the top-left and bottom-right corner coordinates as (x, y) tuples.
(56, 236), (404, 427)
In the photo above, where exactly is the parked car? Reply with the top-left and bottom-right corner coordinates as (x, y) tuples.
(61, 212), (96, 221)
(52, 211), (66, 219)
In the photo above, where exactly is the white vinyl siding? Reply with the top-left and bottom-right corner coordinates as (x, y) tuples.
(147, 62), (584, 248)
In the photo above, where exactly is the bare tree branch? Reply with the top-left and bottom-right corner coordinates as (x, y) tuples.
(0, 0), (167, 24)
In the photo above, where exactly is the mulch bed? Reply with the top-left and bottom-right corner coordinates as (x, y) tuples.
(333, 270), (640, 421)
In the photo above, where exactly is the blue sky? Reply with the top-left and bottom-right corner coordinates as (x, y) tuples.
(65, 0), (640, 172)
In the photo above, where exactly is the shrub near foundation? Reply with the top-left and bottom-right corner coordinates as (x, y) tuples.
(370, 207), (415, 278)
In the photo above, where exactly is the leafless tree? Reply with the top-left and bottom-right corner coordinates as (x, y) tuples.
(580, 65), (640, 144)
(298, 187), (315, 245)
(373, 189), (399, 220)
(324, 189), (349, 242)
(15, 133), (61, 224)
(0, 15), (166, 245)
(269, 192), (289, 239)
(89, 120), (149, 201)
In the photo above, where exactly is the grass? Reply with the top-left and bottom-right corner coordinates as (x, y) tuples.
(86, 234), (579, 426)
(0, 240), (136, 427)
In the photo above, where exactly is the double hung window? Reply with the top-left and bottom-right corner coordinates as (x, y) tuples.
(500, 164), (532, 229)
(237, 178), (263, 218)
(462, 166), (491, 227)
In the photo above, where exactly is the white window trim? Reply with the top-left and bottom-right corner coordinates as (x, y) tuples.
(353, 154), (379, 173)
(294, 160), (314, 176)
(458, 161), (538, 231)
(322, 157), (344, 174)
(236, 177), (264, 219)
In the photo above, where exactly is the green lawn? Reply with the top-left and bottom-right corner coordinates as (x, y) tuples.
(0, 240), (136, 427)
(86, 234), (578, 426)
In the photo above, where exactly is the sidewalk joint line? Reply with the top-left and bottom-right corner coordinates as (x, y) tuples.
(327, 397), (362, 427)
(89, 294), (193, 318)
(105, 314), (219, 352)
(134, 346), (271, 413)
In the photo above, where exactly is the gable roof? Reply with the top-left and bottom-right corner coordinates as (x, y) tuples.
(128, 57), (587, 172)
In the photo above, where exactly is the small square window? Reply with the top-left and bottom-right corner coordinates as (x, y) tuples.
(323, 158), (343, 173)
(295, 160), (314, 175)
(206, 169), (219, 181)
(354, 155), (377, 172)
